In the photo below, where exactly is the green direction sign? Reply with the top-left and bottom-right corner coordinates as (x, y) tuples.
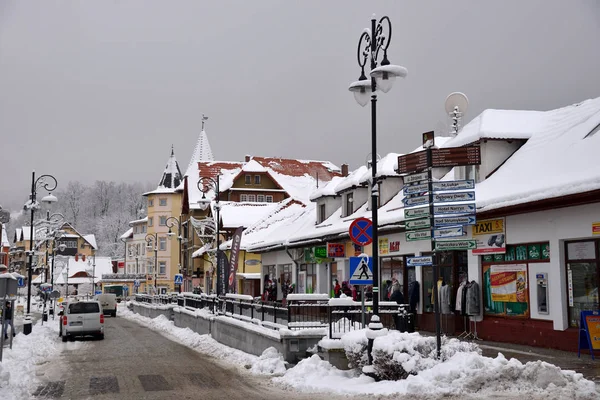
(404, 206), (430, 220)
(406, 230), (431, 241)
(435, 239), (477, 251)
(406, 218), (431, 230)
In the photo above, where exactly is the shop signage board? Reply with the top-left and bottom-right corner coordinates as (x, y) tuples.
(349, 217), (373, 246)
(327, 243), (345, 258)
(433, 204), (476, 215)
(433, 226), (464, 239)
(404, 206), (430, 220)
(578, 310), (600, 359)
(593, 222), (600, 235)
(434, 215), (476, 227)
(406, 218), (431, 230)
(435, 239), (477, 251)
(406, 256), (433, 267)
(433, 192), (475, 203)
(472, 218), (506, 255)
(403, 195), (429, 207)
(397, 151), (428, 174)
(403, 171), (428, 184)
(403, 183), (429, 196)
(489, 264), (527, 302)
(406, 230), (431, 241)
(432, 180), (475, 191)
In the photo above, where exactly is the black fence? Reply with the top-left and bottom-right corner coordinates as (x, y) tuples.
(135, 294), (411, 337)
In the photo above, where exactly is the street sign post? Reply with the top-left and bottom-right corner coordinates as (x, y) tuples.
(433, 226), (464, 239)
(433, 204), (476, 215)
(435, 239), (477, 251)
(433, 192), (475, 203)
(406, 256), (433, 267)
(434, 215), (476, 227)
(402, 195), (429, 207)
(404, 207), (430, 220)
(349, 255), (373, 285)
(432, 180), (475, 191)
(349, 218), (373, 246)
(403, 171), (428, 184)
(403, 183), (429, 196)
(405, 218), (431, 230)
(406, 230), (431, 241)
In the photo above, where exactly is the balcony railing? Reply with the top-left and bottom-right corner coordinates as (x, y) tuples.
(101, 273), (147, 281)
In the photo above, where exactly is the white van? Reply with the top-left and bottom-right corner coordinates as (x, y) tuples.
(60, 300), (104, 342)
(95, 294), (117, 317)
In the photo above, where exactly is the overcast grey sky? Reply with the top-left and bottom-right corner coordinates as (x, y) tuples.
(1, 1), (599, 210)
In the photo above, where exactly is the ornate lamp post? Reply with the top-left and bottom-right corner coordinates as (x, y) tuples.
(23, 171), (58, 335)
(165, 216), (182, 293)
(197, 176), (221, 296)
(145, 233), (158, 293)
(349, 15), (406, 365)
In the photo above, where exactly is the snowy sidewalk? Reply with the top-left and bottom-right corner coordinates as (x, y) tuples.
(120, 302), (600, 399)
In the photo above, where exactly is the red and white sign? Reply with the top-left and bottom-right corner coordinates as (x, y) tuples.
(327, 243), (345, 258)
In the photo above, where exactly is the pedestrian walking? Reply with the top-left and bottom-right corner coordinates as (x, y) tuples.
(3, 302), (15, 340)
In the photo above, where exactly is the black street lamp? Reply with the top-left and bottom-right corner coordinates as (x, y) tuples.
(165, 216), (182, 293)
(44, 212), (65, 284)
(197, 176), (221, 296)
(145, 233), (158, 293)
(349, 15), (406, 364)
(23, 171), (58, 335)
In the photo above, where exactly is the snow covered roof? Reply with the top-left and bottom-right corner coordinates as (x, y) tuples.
(474, 96), (600, 211)
(218, 201), (280, 229)
(1, 227), (9, 247)
(120, 228), (133, 240)
(409, 136), (454, 153)
(20, 227), (35, 241)
(34, 256), (113, 284)
(83, 234), (98, 250)
(309, 176), (345, 200)
(145, 148), (183, 195)
(129, 217), (148, 226)
(242, 159), (267, 173)
(184, 130), (215, 178)
(334, 166), (368, 193)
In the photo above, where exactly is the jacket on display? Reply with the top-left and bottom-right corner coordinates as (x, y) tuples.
(465, 281), (481, 316)
(408, 281), (420, 311)
(439, 284), (451, 314)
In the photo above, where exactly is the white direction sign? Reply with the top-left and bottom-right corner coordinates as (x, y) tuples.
(404, 206), (430, 220)
(433, 192), (475, 203)
(404, 171), (428, 184)
(433, 226), (464, 239)
(432, 180), (475, 191)
(435, 239), (477, 251)
(406, 256), (433, 267)
(434, 204), (476, 215)
(406, 218), (431, 230)
(403, 195), (429, 207)
(403, 183), (429, 196)
(434, 215), (476, 227)
(406, 230), (431, 241)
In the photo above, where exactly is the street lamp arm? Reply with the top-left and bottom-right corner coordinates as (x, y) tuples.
(34, 174), (58, 192)
(165, 216), (180, 231)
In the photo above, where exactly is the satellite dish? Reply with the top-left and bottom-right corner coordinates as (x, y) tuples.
(445, 92), (469, 115)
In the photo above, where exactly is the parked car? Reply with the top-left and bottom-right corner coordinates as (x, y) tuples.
(59, 301), (104, 342)
(95, 294), (117, 317)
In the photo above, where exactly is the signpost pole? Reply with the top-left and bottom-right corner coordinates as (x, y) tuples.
(361, 286), (366, 327)
(426, 144), (442, 359)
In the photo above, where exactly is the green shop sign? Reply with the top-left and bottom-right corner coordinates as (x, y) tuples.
(305, 246), (328, 263)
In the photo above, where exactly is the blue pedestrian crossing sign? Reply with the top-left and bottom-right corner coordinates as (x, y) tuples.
(349, 254), (373, 285)
(174, 274), (183, 285)
(133, 279), (140, 288)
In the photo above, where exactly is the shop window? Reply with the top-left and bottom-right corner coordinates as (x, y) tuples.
(482, 263), (529, 318)
(381, 257), (403, 299)
(566, 240), (599, 327)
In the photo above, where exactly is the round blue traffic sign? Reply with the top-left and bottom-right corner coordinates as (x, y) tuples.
(349, 217), (373, 246)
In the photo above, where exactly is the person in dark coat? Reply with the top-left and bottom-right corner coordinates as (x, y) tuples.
(390, 282), (405, 304)
(341, 281), (352, 297)
(333, 279), (341, 298)
(3, 302), (14, 339)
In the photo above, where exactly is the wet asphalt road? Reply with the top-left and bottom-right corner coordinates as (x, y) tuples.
(32, 316), (338, 400)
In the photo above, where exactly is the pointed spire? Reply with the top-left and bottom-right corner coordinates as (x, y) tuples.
(157, 147), (183, 190)
(185, 125), (215, 178)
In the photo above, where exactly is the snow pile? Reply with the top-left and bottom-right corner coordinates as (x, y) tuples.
(250, 347), (286, 376)
(0, 320), (69, 400)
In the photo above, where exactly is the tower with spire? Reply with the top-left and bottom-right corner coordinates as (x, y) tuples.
(142, 146), (184, 293)
(184, 115), (215, 179)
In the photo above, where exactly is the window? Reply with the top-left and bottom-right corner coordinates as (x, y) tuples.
(159, 237), (167, 251)
(248, 194), (256, 202)
(148, 199), (154, 207)
(266, 195), (273, 203)
(319, 204), (326, 223)
(345, 193), (354, 216)
(159, 198), (167, 206)
(565, 240), (599, 327)
(133, 226), (137, 234)
(142, 225), (146, 233)
(81, 242), (85, 249)
(240, 194), (248, 202)
(245, 175), (251, 185)
(257, 194), (265, 202)
(69, 302), (100, 314)
(159, 261), (166, 274)
(148, 261), (153, 274)
(159, 216), (167, 226)
(254, 175), (261, 184)
(148, 217), (153, 227)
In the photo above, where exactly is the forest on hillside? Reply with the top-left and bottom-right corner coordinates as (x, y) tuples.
(6, 180), (154, 258)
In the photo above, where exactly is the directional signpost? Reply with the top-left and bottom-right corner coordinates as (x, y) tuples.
(397, 130), (481, 360)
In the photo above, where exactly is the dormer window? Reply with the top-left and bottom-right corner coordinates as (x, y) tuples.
(346, 193), (354, 217)
(254, 175), (261, 185)
(245, 175), (251, 185)
(319, 204), (326, 223)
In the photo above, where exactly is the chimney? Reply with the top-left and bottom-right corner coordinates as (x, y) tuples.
(245, 155), (251, 162)
(341, 163), (349, 177)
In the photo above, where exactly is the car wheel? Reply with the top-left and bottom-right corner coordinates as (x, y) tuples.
(62, 334), (68, 343)
(98, 333), (104, 340)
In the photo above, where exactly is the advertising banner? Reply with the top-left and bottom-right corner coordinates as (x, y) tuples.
(490, 264), (527, 302)
(472, 218), (506, 255)
(327, 243), (345, 258)
(379, 238), (389, 255)
(228, 227), (244, 293)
